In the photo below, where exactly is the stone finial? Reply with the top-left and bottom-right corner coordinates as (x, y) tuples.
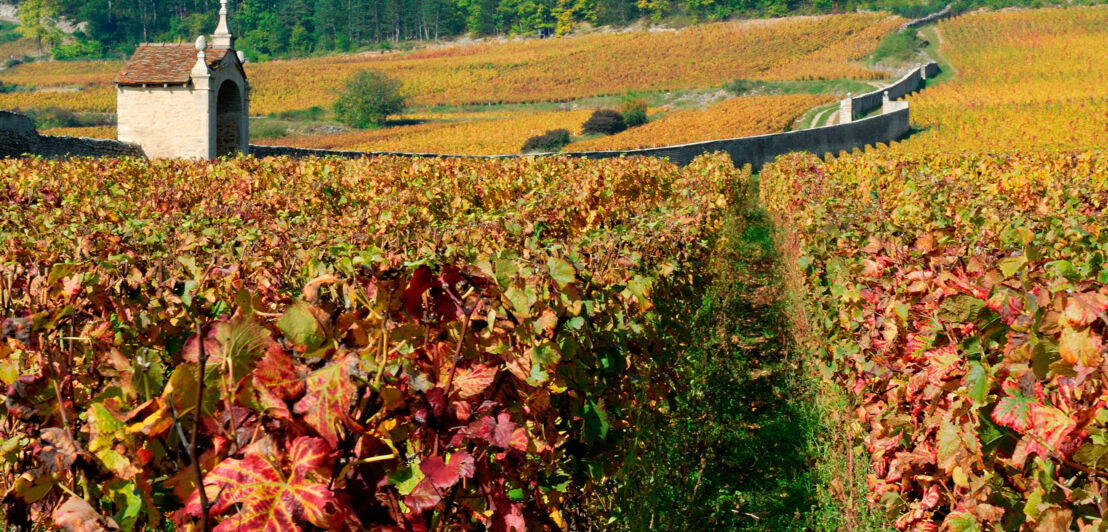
(882, 90), (890, 103)
(192, 36), (211, 79)
(213, 0), (235, 49)
(237, 50), (246, 64)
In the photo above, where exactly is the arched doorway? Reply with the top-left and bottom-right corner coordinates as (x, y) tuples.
(215, 80), (243, 157)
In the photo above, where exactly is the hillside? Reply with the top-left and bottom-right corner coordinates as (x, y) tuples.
(0, 12), (909, 154)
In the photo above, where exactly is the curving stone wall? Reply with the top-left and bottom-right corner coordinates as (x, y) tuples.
(253, 62), (937, 169)
(849, 61), (937, 119)
(0, 110), (145, 159)
(900, 5), (953, 31)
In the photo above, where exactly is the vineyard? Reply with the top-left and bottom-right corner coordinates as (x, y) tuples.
(0, 13), (896, 116)
(0, 154), (744, 530)
(245, 13), (898, 114)
(899, 7), (1108, 152)
(9, 3), (1108, 530)
(762, 150), (1108, 529)
(565, 94), (832, 152)
(254, 110), (593, 154)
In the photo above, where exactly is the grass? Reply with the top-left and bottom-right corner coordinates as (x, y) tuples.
(918, 26), (956, 86)
(724, 78), (881, 98)
(871, 30), (925, 64)
(796, 102), (842, 129)
(584, 173), (888, 530)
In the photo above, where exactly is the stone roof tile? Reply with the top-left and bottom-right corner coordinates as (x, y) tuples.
(116, 44), (229, 86)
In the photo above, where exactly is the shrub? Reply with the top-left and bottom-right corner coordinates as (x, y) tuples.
(871, 30), (923, 63)
(251, 120), (291, 139)
(333, 70), (406, 129)
(521, 129), (571, 153)
(621, 98), (649, 128)
(723, 79), (757, 95)
(276, 106), (326, 121)
(581, 109), (627, 136)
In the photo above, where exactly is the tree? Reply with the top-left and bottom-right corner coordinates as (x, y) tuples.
(17, 0), (64, 55)
(333, 70), (407, 129)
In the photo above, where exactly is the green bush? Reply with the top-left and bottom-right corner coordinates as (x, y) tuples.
(250, 120), (291, 139)
(621, 98), (649, 128)
(723, 79), (758, 95)
(20, 106), (110, 129)
(871, 30), (923, 63)
(581, 109), (627, 136)
(333, 70), (406, 129)
(521, 129), (572, 153)
(276, 106), (326, 121)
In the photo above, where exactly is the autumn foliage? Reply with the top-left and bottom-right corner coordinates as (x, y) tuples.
(763, 151), (1108, 530)
(0, 154), (741, 530)
(900, 7), (1108, 153)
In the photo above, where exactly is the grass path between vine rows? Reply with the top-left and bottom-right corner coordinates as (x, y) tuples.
(597, 176), (886, 530)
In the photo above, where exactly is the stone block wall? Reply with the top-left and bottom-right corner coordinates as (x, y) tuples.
(37, 135), (146, 158)
(849, 62), (935, 119)
(251, 62), (937, 169)
(568, 107), (910, 168)
(900, 5), (953, 31)
(0, 112), (41, 158)
(0, 110), (145, 159)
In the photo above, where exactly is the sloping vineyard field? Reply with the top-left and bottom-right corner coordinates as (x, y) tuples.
(764, 149), (1108, 529)
(0, 154), (743, 530)
(0, 13), (899, 117)
(756, 7), (1108, 530)
(900, 7), (1108, 152)
(247, 13), (898, 114)
(254, 109), (593, 154)
(565, 94), (832, 152)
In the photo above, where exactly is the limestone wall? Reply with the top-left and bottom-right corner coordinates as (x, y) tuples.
(0, 110), (145, 159)
(37, 135), (145, 158)
(251, 108), (908, 169)
(251, 62), (939, 169)
(568, 107), (910, 168)
(849, 61), (936, 119)
(900, 5), (953, 31)
(0, 111), (40, 157)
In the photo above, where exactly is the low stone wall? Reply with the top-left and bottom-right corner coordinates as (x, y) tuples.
(253, 107), (909, 169)
(850, 61), (936, 118)
(900, 5), (953, 31)
(0, 110), (145, 159)
(569, 107), (910, 168)
(252, 63), (938, 169)
(249, 145), (379, 159)
(0, 111), (41, 158)
(37, 135), (146, 158)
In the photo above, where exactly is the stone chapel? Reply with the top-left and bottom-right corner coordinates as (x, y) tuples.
(115, 0), (249, 159)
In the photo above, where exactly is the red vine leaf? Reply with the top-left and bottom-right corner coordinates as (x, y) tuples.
(401, 266), (436, 321)
(292, 354), (357, 447)
(991, 386), (1036, 432)
(422, 451), (476, 490)
(450, 365), (497, 399)
(465, 413), (528, 451)
(253, 342), (306, 400)
(189, 437), (346, 531)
